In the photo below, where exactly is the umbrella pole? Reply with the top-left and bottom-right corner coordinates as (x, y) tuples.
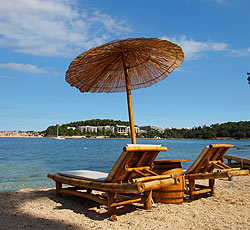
(121, 53), (136, 144)
(124, 70), (136, 144)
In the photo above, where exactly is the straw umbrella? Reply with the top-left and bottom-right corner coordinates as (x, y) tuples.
(65, 38), (184, 144)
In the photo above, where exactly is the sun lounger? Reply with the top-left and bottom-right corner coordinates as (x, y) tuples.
(48, 144), (182, 220)
(185, 144), (249, 199)
(152, 144), (249, 200)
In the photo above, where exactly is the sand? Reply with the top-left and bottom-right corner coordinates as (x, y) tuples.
(0, 176), (249, 230)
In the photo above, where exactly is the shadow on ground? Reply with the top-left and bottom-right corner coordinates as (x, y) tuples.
(0, 188), (141, 230)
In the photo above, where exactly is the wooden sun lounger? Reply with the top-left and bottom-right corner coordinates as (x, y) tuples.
(48, 144), (182, 220)
(224, 154), (250, 169)
(184, 144), (249, 199)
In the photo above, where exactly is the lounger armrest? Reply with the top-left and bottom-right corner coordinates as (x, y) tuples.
(185, 169), (249, 180)
(141, 177), (179, 192)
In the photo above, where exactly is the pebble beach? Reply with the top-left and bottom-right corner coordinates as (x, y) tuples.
(0, 176), (249, 230)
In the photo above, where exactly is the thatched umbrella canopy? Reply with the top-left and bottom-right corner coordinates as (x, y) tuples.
(66, 37), (184, 144)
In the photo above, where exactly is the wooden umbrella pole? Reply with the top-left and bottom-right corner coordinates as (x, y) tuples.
(122, 53), (136, 144)
(125, 73), (136, 144)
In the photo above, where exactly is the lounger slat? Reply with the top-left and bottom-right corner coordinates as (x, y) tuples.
(191, 147), (210, 174)
(106, 151), (135, 182)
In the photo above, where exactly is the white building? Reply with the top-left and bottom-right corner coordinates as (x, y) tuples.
(116, 125), (128, 135)
(67, 127), (76, 131)
(78, 125), (97, 133)
(116, 125), (140, 135)
(97, 125), (115, 132)
(78, 124), (141, 135)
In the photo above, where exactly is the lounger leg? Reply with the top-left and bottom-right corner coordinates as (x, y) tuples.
(209, 179), (215, 195)
(188, 179), (195, 200)
(144, 191), (152, 210)
(56, 182), (62, 197)
(108, 192), (117, 221)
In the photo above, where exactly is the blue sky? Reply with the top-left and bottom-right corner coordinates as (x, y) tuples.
(0, 0), (249, 131)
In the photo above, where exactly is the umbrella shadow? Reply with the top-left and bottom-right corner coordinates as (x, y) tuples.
(0, 189), (81, 230)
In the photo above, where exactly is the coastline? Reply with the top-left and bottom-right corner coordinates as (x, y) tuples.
(1, 135), (250, 140)
(0, 176), (249, 230)
(0, 136), (43, 138)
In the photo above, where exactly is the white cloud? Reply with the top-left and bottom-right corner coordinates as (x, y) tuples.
(91, 10), (129, 34)
(162, 35), (228, 60)
(230, 47), (250, 57)
(0, 0), (130, 57)
(0, 63), (48, 74)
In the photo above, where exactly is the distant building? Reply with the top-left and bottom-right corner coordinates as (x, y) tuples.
(116, 125), (128, 135)
(97, 125), (115, 133)
(76, 124), (164, 135)
(67, 127), (76, 131)
(134, 126), (140, 133)
(0, 130), (41, 137)
(116, 125), (140, 135)
(78, 125), (97, 133)
(140, 125), (164, 133)
(77, 124), (141, 135)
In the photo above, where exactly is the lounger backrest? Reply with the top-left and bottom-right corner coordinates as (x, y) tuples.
(106, 144), (167, 182)
(185, 144), (234, 174)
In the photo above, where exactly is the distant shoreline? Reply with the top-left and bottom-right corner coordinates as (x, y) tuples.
(1, 135), (250, 140)
(0, 136), (43, 138)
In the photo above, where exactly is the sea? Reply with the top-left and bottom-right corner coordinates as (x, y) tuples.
(0, 138), (250, 192)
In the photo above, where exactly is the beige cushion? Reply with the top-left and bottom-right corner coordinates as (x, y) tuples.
(58, 170), (108, 181)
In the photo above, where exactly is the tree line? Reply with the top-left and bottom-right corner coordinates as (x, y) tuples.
(67, 119), (130, 127)
(159, 121), (250, 139)
(43, 119), (130, 137)
(43, 120), (250, 140)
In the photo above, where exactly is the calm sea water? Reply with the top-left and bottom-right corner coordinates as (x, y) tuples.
(0, 138), (250, 192)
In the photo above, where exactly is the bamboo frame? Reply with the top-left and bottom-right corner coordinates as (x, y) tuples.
(225, 155), (250, 169)
(48, 173), (178, 220)
(184, 144), (249, 200)
(107, 147), (163, 183)
(131, 174), (172, 183)
(59, 188), (107, 205)
(126, 166), (151, 172)
(48, 145), (180, 220)
(48, 173), (144, 193)
(185, 169), (249, 180)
